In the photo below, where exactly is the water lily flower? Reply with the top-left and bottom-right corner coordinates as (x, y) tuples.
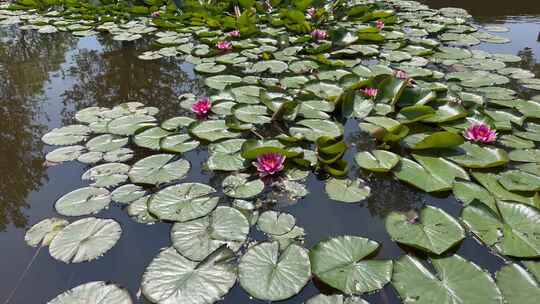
(311, 29), (328, 41)
(464, 122), (497, 143)
(150, 11), (160, 18)
(376, 20), (385, 31)
(216, 41), (233, 51)
(307, 7), (317, 18)
(253, 153), (286, 177)
(361, 87), (378, 98)
(394, 70), (408, 79)
(192, 97), (212, 118)
(228, 30), (240, 38)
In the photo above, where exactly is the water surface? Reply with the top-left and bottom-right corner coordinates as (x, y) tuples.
(0, 1), (539, 303)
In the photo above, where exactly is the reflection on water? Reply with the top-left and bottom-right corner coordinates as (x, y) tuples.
(0, 1), (539, 302)
(0, 28), (76, 230)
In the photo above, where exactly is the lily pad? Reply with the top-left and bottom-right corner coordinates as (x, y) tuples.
(239, 242), (311, 301)
(355, 150), (400, 172)
(149, 183), (219, 222)
(448, 143), (509, 168)
(462, 200), (540, 258)
(111, 184), (146, 204)
(49, 217), (121, 263)
(222, 173), (265, 199)
(141, 246), (236, 304)
(385, 206), (465, 254)
(128, 154), (190, 185)
(55, 187), (111, 217)
(171, 206), (249, 261)
(81, 163), (130, 188)
(496, 263), (540, 304)
(48, 281), (132, 304)
(310, 235), (392, 294)
(392, 254), (502, 304)
(42, 125), (90, 146)
(25, 218), (69, 247)
(190, 120), (240, 142)
(257, 211), (296, 236)
(325, 178), (371, 203)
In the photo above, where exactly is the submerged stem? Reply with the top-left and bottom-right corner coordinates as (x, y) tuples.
(3, 245), (42, 304)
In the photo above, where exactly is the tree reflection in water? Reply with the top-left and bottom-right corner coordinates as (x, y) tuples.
(61, 35), (206, 123)
(0, 28), (75, 230)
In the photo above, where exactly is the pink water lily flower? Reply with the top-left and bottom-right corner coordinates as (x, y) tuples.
(228, 30), (240, 38)
(253, 153), (286, 177)
(307, 7), (316, 18)
(192, 97), (212, 118)
(376, 20), (385, 31)
(150, 11), (160, 18)
(394, 70), (408, 79)
(464, 122), (497, 143)
(361, 87), (378, 98)
(311, 29), (328, 40)
(216, 41), (233, 51)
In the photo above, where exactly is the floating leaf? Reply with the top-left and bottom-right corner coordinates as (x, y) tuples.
(354, 150), (400, 172)
(25, 218), (69, 247)
(190, 120), (240, 142)
(257, 211), (296, 236)
(385, 206), (465, 254)
(310, 236), (392, 294)
(325, 178), (371, 203)
(453, 181), (497, 212)
(142, 247), (236, 304)
(499, 170), (540, 192)
(111, 184), (146, 204)
(55, 187), (111, 217)
(86, 134), (128, 152)
(496, 263), (540, 304)
(239, 242), (311, 301)
(462, 200), (540, 258)
(160, 134), (200, 153)
(171, 206), (249, 261)
(127, 196), (157, 224)
(472, 172), (540, 208)
(222, 173), (265, 199)
(133, 127), (171, 150)
(107, 114), (157, 135)
(128, 154), (190, 185)
(402, 131), (464, 150)
(149, 183), (219, 222)
(81, 163), (130, 188)
(49, 217), (121, 263)
(448, 143), (509, 168)
(392, 254), (502, 304)
(46, 145), (85, 163)
(48, 281), (132, 304)
(305, 294), (369, 304)
(42, 125), (90, 146)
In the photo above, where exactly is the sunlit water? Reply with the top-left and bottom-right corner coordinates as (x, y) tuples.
(0, 1), (538, 303)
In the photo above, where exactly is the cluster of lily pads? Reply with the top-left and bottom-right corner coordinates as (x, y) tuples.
(5, 0), (540, 303)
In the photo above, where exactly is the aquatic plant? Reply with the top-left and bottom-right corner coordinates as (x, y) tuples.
(7, 0), (540, 303)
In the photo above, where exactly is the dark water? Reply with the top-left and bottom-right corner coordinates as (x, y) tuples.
(0, 1), (539, 303)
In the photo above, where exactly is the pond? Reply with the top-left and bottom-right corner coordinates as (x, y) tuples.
(0, 0), (539, 303)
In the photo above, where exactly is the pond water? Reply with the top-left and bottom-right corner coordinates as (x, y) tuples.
(0, 1), (539, 303)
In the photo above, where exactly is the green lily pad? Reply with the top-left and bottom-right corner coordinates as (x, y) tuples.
(385, 206), (465, 254)
(472, 172), (540, 208)
(402, 131), (464, 149)
(160, 134), (200, 153)
(107, 115), (157, 135)
(141, 246), (236, 304)
(207, 139), (247, 171)
(49, 217), (122, 263)
(128, 154), (190, 185)
(290, 119), (343, 142)
(195, 62), (227, 74)
(133, 127), (172, 150)
(222, 173), (265, 199)
(42, 125), (90, 146)
(171, 206), (249, 261)
(55, 187), (111, 217)
(325, 178), (371, 203)
(111, 184), (146, 204)
(190, 120), (240, 142)
(448, 143), (509, 168)
(48, 281), (132, 304)
(46, 145), (86, 163)
(239, 242), (311, 301)
(453, 181), (497, 212)
(354, 150), (400, 172)
(310, 235), (392, 294)
(81, 163), (130, 188)
(127, 196), (157, 224)
(499, 170), (540, 192)
(305, 294), (369, 304)
(205, 75), (243, 90)
(257, 211), (296, 236)
(392, 254), (502, 304)
(25, 218), (69, 248)
(462, 200), (540, 258)
(149, 183), (219, 222)
(86, 134), (128, 152)
(496, 263), (540, 304)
